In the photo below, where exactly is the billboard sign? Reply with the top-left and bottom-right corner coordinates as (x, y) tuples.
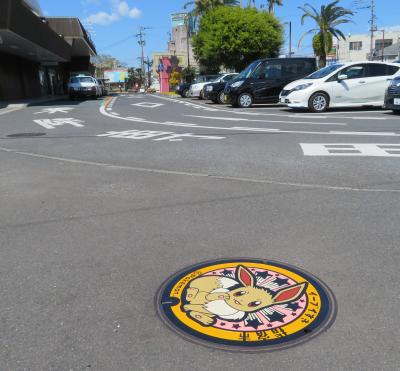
(104, 69), (128, 83)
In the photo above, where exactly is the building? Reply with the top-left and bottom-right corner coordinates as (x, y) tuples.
(0, 0), (96, 100)
(167, 13), (197, 69)
(337, 30), (400, 62)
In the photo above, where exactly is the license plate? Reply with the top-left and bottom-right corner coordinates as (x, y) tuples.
(394, 98), (400, 105)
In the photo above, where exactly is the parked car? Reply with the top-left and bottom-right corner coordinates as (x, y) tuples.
(203, 73), (238, 103)
(175, 75), (220, 98)
(280, 61), (400, 112)
(384, 75), (400, 114)
(175, 82), (192, 97)
(68, 75), (101, 100)
(224, 58), (316, 108)
(189, 75), (222, 99)
(97, 78), (108, 96)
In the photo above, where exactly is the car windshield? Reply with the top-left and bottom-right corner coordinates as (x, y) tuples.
(304, 64), (344, 79)
(77, 77), (94, 83)
(237, 61), (261, 79)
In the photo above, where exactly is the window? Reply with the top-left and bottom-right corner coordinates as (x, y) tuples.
(342, 64), (366, 79)
(375, 39), (393, 51)
(254, 62), (282, 80)
(366, 64), (400, 77)
(305, 64), (343, 79)
(222, 74), (236, 82)
(387, 65), (400, 75)
(283, 61), (304, 78)
(349, 41), (362, 51)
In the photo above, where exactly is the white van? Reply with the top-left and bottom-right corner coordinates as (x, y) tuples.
(279, 61), (400, 112)
(68, 75), (101, 100)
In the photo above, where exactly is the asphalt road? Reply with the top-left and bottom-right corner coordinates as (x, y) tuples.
(0, 94), (399, 370)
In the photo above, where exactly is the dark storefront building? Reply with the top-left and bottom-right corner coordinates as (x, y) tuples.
(0, 0), (96, 100)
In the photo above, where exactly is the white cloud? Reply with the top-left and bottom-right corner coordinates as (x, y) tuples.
(128, 8), (141, 19)
(85, 0), (141, 26)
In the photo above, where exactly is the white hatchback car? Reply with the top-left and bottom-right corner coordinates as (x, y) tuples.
(279, 61), (400, 112)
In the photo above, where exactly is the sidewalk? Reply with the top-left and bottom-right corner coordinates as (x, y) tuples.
(0, 95), (68, 116)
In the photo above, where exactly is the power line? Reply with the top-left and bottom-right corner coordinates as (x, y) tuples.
(98, 35), (136, 52)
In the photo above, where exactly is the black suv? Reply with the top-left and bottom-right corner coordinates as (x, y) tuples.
(203, 73), (238, 103)
(385, 76), (400, 114)
(224, 58), (317, 108)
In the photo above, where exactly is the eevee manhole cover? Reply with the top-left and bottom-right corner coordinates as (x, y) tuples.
(156, 258), (336, 352)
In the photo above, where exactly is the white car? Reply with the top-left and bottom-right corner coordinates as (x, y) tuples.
(279, 61), (400, 112)
(189, 74), (225, 99)
(68, 75), (101, 100)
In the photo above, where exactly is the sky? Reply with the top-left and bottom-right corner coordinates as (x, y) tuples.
(39, 0), (400, 67)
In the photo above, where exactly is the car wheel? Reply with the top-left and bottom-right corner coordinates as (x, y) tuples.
(218, 91), (225, 104)
(182, 89), (189, 98)
(393, 110), (400, 115)
(237, 93), (253, 108)
(199, 90), (204, 100)
(308, 92), (329, 113)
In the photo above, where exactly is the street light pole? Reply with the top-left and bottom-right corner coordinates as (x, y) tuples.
(284, 22), (292, 57)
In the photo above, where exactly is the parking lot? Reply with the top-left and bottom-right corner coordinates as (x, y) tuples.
(1, 93), (399, 370)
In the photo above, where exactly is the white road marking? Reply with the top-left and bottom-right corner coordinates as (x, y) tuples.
(2, 145), (400, 193)
(301, 143), (400, 157)
(33, 118), (84, 129)
(97, 129), (225, 142)
(100, 105), (400, 137)
(34, 107), (74, 114)
(131, 102), (164, 108)
(185, 115), (347, 126)
(153, 95), (389, 120)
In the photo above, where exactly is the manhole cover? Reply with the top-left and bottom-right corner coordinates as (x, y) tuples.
(156, 258), (336, 352)
(7, 133), (46, 138)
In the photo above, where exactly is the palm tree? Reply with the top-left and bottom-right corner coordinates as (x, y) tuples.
(267, 0), (283, 14)
(184, 0), (239, 17)
(298, 0), (353, 68)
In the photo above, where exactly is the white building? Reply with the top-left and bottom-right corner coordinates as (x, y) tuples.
(337, 30), (400, 62)
(167, 13), (198, 69)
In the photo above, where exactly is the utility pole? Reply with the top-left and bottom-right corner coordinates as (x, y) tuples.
(289, 21), (292, 58)
(136, 26), (151, 89)
(185, 14), (191, 68)
(368, 0), (377, 60)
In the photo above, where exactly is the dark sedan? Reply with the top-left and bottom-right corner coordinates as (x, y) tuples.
(203, 73), (238, 103)
(384, 76), (400, 113)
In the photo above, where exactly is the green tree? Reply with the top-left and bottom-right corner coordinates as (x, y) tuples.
(267, 0), (283, 14)
(184, 0), (239, 16)
(298, 0), (353, 68)
(182, 66), (197, 83)
(312, 32), (333, 62)
(192, 6), (283, 72)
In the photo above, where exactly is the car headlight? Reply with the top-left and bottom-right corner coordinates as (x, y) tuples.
(231, 80), (244, 88)
(391, 80), (400, 87)
(206, 86), (213, 91)
(291, 83), (313, 92)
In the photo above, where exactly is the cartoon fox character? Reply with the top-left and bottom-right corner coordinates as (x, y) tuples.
(183, 265), (307, 326)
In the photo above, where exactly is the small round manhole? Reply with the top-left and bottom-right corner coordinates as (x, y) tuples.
(156, 258), (336, 352)
(7, 133), (46, 138)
